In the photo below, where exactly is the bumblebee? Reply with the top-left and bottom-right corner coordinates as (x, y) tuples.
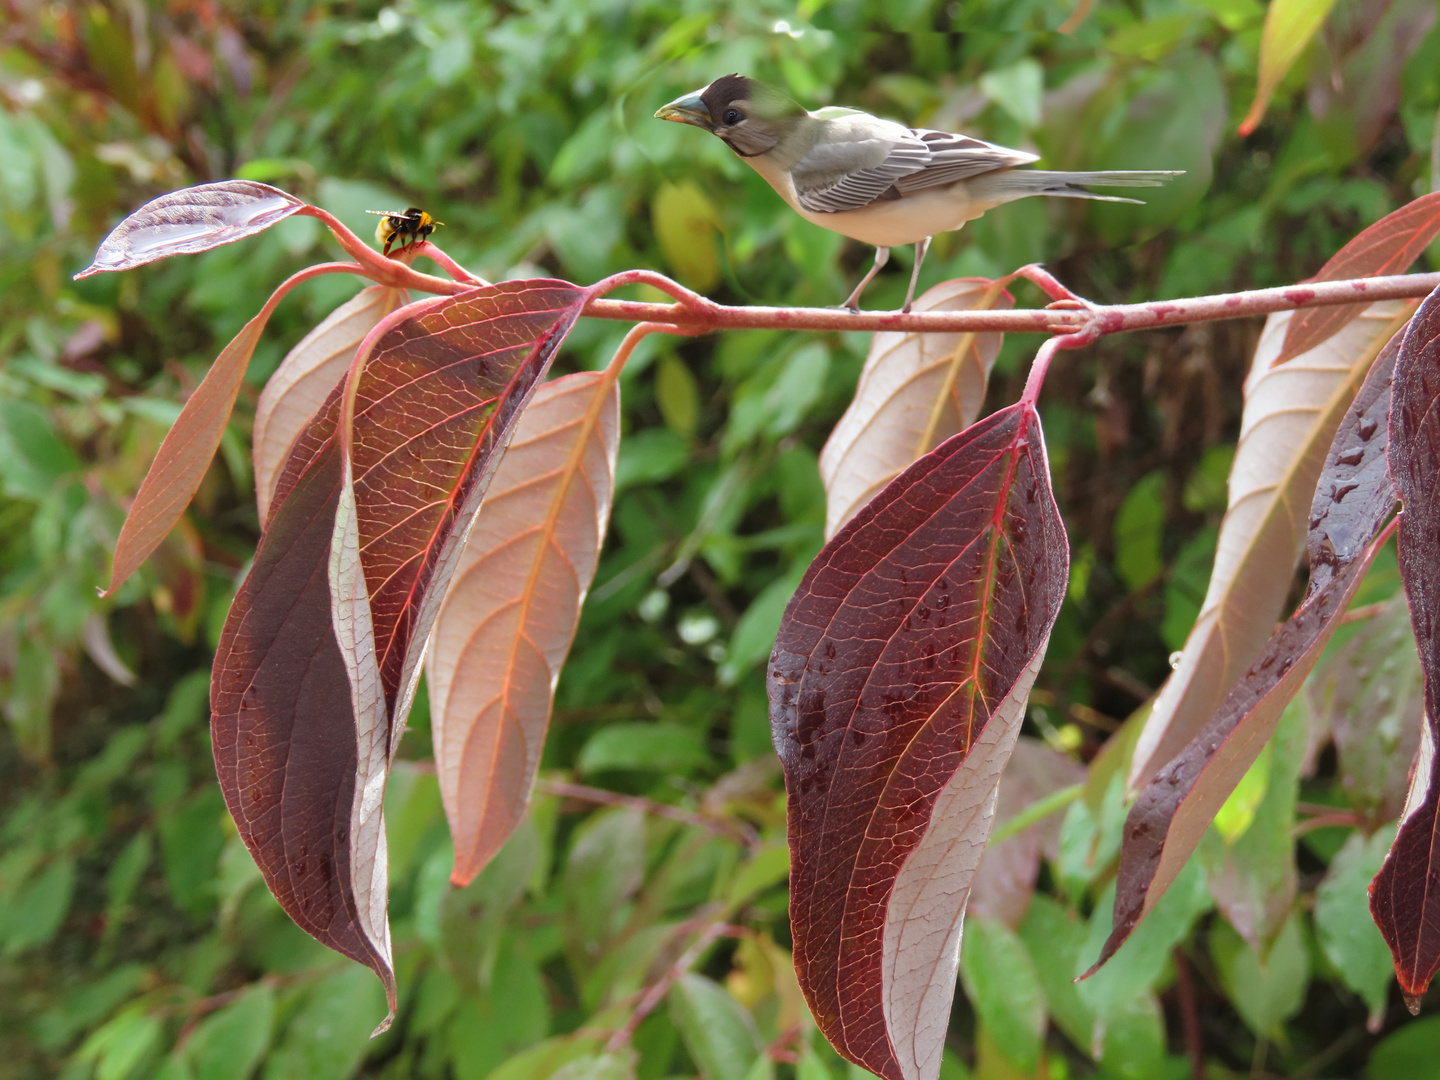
(366, 207), (443, 256)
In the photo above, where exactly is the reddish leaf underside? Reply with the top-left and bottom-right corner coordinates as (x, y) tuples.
(1372, 284), (1440, 1009)
(1276, 192), (1440, 366)
(75, 180), (305, 278)
(340, 280), (590, 734)
(212, 280), (589, 1029)
(769, 402), (1068, 1080)
(1091, 329), (1403, 973)
(428, 371), (621, 886)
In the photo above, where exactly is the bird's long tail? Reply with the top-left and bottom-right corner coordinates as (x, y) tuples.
(970, 169), (1184, 205)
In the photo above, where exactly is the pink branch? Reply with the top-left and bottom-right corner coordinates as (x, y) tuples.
(582, 271), (1440, 337)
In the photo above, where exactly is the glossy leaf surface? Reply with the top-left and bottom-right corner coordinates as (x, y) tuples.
(1372, 286), (1440, 1009)
(254, 285), (408, 523)
(818, 279), (1012, 538)
(212, 280), (589, 1028)
(76, 180), (305, 278)
(1277, 192), (1440, 365)
(428, 370), (620, 886)
(1129, 303), (1409, 789)
(769, 401), (1068, 1080)
(1092, 329), (1401, 972)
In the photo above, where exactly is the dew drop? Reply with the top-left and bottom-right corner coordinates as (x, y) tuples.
(1168, 650), (1183, 670)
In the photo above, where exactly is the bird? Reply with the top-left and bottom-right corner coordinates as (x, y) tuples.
(655, 74), (1182, 312)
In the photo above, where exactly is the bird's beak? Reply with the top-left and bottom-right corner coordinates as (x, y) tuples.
(655, 91), (711, 130)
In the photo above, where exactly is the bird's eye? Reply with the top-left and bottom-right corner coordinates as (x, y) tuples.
(723, 109), (741, 124)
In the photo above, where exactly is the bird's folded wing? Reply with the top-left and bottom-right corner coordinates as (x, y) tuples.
(893, 130), (1039, 193)
(793, 126), (1039, 214)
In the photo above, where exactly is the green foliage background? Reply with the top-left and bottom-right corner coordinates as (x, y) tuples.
(3, 3), (1440, 1079)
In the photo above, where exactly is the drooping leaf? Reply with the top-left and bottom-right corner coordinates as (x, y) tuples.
(968, 737), (1084, 929)
(770, 399), (1068, 1080)
(1090, 325), (1401, 971)
(254, 285), (408, 523)
(428, 371), (621, 885)
(1372, 285), (1440, 1010)
(211, 389), (394, 1009)
(1276, 193), (1440, 365)
(1129, 303), (1411, 789)
(105, 263), (358, 595)
(212, 279), (589, 1029)
(1311, 593), (1424, 830)
(75, 180), (305, 278)
(817, 279), (1013, 539)
(1237, 0), (1340, 137)
(330, 281), (591, 771)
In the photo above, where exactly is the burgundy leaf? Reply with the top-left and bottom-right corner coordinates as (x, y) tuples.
(1372, 285), (1440, 1010)
(76, 180), (305, 278)
(1275, 192), (1440, 366)
(1090, 329), (1402, 974)
(212, 280), (590, 1030)
(769, 402), (1068, 1080)
(332, 281), (590, 747)
(210, 387), (397, 1014)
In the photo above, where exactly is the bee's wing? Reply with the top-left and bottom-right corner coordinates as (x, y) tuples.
(365, 209), (405, 217)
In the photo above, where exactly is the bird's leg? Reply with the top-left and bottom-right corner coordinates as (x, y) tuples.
(901, 236), (932, 313)
(842, 246), (889, 311)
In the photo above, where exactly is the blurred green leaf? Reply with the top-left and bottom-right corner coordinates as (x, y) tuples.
(0, 399), (79, 500)
(653, 183), (721, 292)
(1113, 471), (1165, 592)
(260, 965), (386, 1080)
(563, 808), (646, 959)
(189, 984), (275, 1080)
(0, 855), (75, 955)
(1316, 826), (1396, 1029)
(1368, 1015), (1440, 1080)
(958, 916), (1046, 1073)
(1212, 912), (1312, 1038)
(656, 355), (702, 440)
(577, 723), (710, 775)
(615, 429), (691, 491)
(979, 59), (1044, 129)
(669, 974), (761, 1080)
(77, 1006), (163, 1080)
(159, 787), (227, 919)
(1240, 0), (1341, 135)
(719, 562), (808, 686)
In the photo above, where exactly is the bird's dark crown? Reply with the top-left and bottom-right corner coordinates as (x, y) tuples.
(699, 74), (752, 120)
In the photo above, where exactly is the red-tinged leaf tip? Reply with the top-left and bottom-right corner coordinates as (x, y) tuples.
(771, 401), (1068, 1080)
(1090, 328), (1402, 975)
(75, 180), (305, 279)
(1372, 285), (1440, 1001)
